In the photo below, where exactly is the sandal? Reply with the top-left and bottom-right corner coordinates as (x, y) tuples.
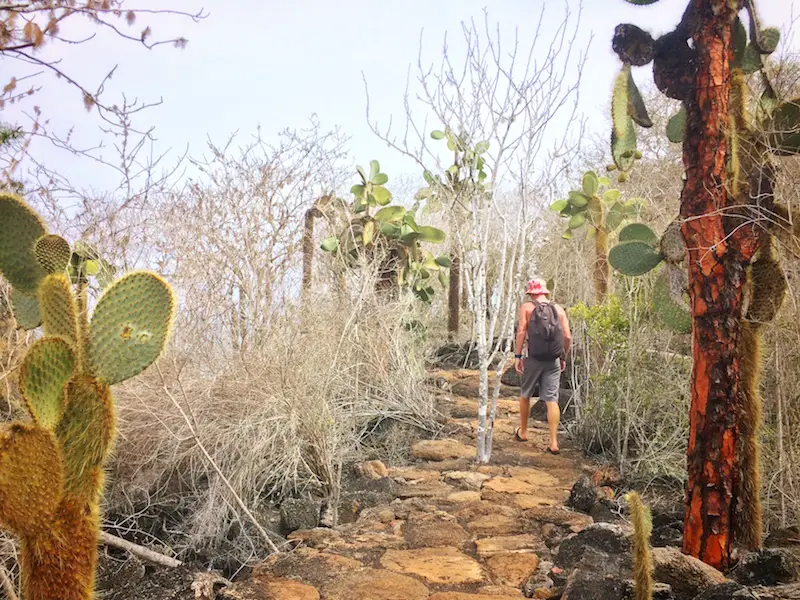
(546, 447), (560, 455)
(514, 428), (527, 442)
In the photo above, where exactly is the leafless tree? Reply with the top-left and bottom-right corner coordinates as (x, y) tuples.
(366, 4), (588, 462)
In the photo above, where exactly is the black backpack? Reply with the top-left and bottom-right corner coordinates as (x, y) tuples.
(527, 301), (564, 361)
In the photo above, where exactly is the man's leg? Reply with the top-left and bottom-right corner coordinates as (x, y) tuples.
(540, 361), (562, 452)
(546, 401), (561, 452)
(518, 395), (530, 441)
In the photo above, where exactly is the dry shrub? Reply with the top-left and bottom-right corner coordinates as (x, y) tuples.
(567, 290), (691, 487)
(104, 279), (439, 562)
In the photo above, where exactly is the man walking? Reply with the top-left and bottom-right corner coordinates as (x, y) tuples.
(513, 278), (571, 454)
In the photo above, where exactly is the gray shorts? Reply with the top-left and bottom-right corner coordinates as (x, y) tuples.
(521, 357), (560, 402)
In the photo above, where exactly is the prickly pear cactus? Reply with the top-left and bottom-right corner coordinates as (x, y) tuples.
(0, 192), (175, 600)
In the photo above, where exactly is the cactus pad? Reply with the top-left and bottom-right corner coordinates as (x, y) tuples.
(653, 268), (692, 333)
(56, 376), (115, 500)
(0, 423), (64, 536)
(19, 338), (76, 430)
(659, 221), (686, 263)
(11, 288), (41, 330)
(34, 234), (71, 274)
(38, 273), (81, 350)
(619, 223), (658, 245)
(746, 257), (787, 323)
(609, 240), (663, 276)
(89, 271), (175, 385)
(0, 192), (47, 294)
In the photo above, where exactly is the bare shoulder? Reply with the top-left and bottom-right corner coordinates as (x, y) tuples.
(554, 303), (569, 318)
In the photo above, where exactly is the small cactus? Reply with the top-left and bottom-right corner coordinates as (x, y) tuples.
(626, 491), (654, 600)
(0, 192), (176, 599)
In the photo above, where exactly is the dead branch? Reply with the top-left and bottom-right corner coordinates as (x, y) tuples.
(99, 531), (182, 569)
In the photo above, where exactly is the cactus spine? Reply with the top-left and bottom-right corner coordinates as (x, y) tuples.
(0, 192), (175, 599)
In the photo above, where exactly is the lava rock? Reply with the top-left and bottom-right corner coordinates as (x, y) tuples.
(555, 523), (632, 571)
(590, 500), (619, 524)
(622, 580), (676, 600)
(280, 497), (321, 534)
(732, 548), (800, 586)
(567, 475), (598, 514)
(651, 522), (684, 548)
(692, 581), (757, 599)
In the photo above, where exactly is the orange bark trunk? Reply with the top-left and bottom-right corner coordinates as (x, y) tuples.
(679, 0), (759, 570)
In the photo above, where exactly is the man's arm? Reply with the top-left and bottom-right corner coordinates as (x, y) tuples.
(557, 305), (572, 354)
(515, 303), (530, 357)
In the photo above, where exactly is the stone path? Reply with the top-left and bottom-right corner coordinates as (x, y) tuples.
(221, 369), (598, 600)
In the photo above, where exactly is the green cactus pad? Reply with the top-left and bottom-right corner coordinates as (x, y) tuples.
(88, 271), (175, 385)
(612, 117), (638, 172)
(34, 234), (71, 274)
(0, 192), (48, 294)
(38, 274), (81, 351)
(666, 107), (686, 143)
(56, 376), (115, 499)
(747, 257), (787, 323)
(11, 288), (41, 330)
(19, 338), (76, 430)
(653, 269), (692, 334)
(627, 71), (652, 128)
(618, 223), (658, 245)
(612, 65), (631, 139)
(609, 240), (663, 276)
(0, 423), (64, 536)
(767, 99), (800, 156)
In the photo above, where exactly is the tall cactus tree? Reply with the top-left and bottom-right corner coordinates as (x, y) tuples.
(302, 193), (336, 298)
(608, 0), (797, 569)
(321, 161), (449, 302)
(550, 171), (643, 303)
(0, 192), (175, 599)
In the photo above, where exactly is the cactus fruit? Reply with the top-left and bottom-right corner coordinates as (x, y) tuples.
(0, 192), (47, 293)
(626, 492), (654, 600)
(0, 192), (176, 599)
(34, 234), (71, 274)
(659, 221), (686, 264)
(737, 319), (763, 550)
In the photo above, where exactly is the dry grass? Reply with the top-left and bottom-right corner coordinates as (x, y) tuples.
(103, 284), (440, 563)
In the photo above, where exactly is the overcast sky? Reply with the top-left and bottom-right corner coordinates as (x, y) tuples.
(3, 0), (799, 196)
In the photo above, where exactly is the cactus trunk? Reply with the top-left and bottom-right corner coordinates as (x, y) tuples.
(302, 207), (318, 297)
(22, 497), (99, 600)
(594, 227), (610, 304)
(448, 251), (460, 340)
(680, 0), (760, 570)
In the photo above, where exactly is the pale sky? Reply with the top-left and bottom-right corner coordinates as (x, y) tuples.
(3, 0), (799, 196)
